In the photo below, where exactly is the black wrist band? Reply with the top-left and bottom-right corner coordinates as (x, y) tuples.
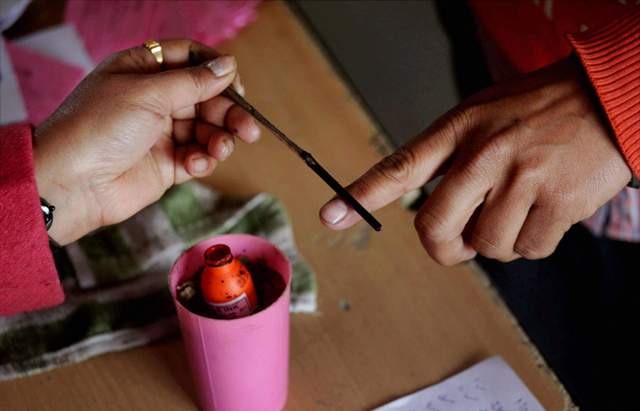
(40, 197), (55, 230)
(628, 174), (640, 189)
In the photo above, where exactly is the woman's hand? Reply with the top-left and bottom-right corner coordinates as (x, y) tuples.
(34, 39), (260, 245)
(320, 58), (632, 264)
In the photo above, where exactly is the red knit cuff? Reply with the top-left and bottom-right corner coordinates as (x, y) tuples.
(568, 11), (640, 176)
(0, 124), (64, 316)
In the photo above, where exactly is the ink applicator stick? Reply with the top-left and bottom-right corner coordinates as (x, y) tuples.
(223, 87), (382, 232)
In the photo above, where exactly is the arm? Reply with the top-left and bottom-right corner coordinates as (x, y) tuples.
(0, 124), (64, 315)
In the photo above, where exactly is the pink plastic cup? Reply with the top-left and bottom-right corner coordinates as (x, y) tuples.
(169, 234), (291, 411)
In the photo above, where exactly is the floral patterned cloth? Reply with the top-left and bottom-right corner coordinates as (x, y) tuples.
(0, 182), (316, 380)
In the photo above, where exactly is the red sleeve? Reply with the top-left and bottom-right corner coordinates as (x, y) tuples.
(568, 10), (640, 176)
(0, 124), (64, 316)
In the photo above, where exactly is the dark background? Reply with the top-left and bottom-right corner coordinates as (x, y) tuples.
(291, 0), (491, 147)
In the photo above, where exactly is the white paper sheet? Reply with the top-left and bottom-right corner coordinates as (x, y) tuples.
(13, 24), (94, 73)
(375, 357), (545, 411)
(0, 38), (27, 125)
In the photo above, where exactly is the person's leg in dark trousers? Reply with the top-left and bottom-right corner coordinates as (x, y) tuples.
(476, 224), (640, 410)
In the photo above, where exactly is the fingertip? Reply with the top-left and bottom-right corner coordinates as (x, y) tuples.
(208, 134), (235, 161)
(461, 243), (478, 260)
(319, 198), (365, 230)
(320, 199), (348, 224)
(232, 74), (245, 97)
(186, 153), (217, 177)
(418, 235), (477, 266)
(205, 55), (237, 78)
(195, 122), (235, 160)
(226, 105), (261, 143)
(246, 120), (261, 143)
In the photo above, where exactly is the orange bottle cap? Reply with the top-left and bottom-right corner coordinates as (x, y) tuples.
(205, 244), (233, 267)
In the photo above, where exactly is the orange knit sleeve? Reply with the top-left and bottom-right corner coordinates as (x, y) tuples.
(568, 10), (640, 176)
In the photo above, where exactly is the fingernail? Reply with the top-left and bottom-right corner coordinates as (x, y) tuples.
(206, 55), (236, 77)
(192, 156), (209, 173)
(232, 77), (245, 96)
(320, 199), (348, 225)
(219, 138), (234, 160)
(247, 123), (261, 143)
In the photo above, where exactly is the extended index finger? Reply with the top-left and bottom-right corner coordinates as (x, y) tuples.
(319, 109), (474, 229)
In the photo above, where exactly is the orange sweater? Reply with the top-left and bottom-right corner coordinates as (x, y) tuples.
(470, 1), (640, 175)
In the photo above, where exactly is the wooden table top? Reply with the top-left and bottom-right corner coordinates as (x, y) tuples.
(0, 2), (572, 410)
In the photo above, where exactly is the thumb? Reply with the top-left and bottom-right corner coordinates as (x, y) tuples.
(146, 55), (237, 115)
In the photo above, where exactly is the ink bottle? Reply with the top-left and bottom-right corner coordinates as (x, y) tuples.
(200, 244), (258, 319)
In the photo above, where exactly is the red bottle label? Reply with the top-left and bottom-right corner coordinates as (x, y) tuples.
(207, 293), (254, 319)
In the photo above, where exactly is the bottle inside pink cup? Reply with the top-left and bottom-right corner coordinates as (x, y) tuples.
(169, 234), (291, 411)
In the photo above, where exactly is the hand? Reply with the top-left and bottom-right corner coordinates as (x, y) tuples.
(34, 39), (260, 245)
(319, 58), (632, 264)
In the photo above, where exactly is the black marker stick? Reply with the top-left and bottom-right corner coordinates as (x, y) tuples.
(223, 88), (382, 232)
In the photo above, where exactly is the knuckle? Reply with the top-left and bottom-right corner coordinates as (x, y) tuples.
(430, 252), (457, 266)
(539, 191), (576, 221)
(463, 135), (513, 176)
(470, 231), (510, 261)
(514, 241), (551, 260)
(419, 240), (458, 266)
(128, 47), (149, 70)
(478, 135), (512, 164)
(554, 187), (578, 208)
(497, 253), (520, 263)
(186, 67), (209, 95)
(374, 147), (417, 187)
(442, 107), (475, 143)
(514, 229), (564, 260)
(513, 117), (535, 133)
(414, 209), (448, 245)
(512, 159), (544, 187)
(120, 47), (154, 73)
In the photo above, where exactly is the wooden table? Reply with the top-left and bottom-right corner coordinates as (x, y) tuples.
(0, 2), (573, 410)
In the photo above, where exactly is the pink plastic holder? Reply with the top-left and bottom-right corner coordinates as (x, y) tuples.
(169, 234), (291, 411)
